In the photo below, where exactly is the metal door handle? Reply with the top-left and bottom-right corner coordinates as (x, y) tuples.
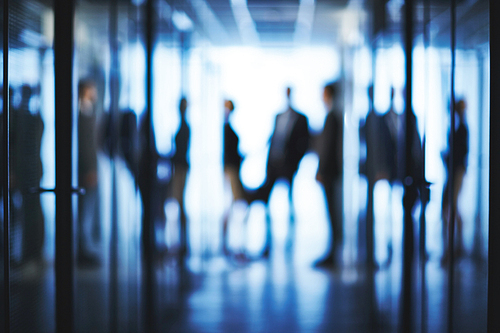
(29, 187), (86, 195)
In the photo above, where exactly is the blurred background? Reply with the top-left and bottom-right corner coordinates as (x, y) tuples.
(0, 0), (491, 332)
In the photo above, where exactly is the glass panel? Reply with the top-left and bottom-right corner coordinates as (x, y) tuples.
(114, 1), (143, 331)
(8, 0), (55, 331)
(73, 2), (111, 330)
(452, 0), (488, 331)
(74, 0), (143, 331)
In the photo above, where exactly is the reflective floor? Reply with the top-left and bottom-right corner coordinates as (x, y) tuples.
(5, 153), (488, 332)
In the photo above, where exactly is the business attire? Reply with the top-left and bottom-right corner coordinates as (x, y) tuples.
(442, 112), (468, 260)
(259, 107), (309, 255)
(172, 117), (190, 255)
(359, 109), (384, 266)
(222, 121), (246, 255)
(224, 121), (244, 201)
(77, 99), (100, 266)
(12, 97), (45, 264)
(317, 109), (343, 265)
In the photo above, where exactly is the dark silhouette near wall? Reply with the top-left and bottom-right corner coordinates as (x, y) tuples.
(441, 99), (468, 264)
(256, 87), (309, 258)
(315, 82), (343, 268)
(171, 97), (190, 257)
(77, 79), (101, 267)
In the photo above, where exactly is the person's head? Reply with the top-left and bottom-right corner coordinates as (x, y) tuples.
(179, 97), (188, 117)
(78, 79), (97, 103)
(21, 84), (32, 101)
(323, 82), (339, 110)
(224, 99), (234, 119)
(456, 99), (466, 118)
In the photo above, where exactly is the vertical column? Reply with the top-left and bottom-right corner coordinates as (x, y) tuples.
(488, 0), (500, 332)
(2, 0), (10, 331)
(54, 0), (75, 332)
(401, 0), (414, 331)
(421, 1), (430, 332)
(143, 0), (155, 331)
(108, 0), (119, 332)
(447, 1), (456, 332)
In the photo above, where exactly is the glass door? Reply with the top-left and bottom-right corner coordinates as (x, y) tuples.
(5, 0), (56, 332)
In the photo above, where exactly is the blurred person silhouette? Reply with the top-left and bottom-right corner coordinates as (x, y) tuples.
(441, 98), (468, 264)
(171, 97), (190, 257)
(380, 87), (404, 184)
(137, 109), (171, 256)
(221, 99), (247, 258)
(358, 84), (385, 267)
(256, 87), (309, 258)
(315, 82), (343, 268)
(77, 79), (101, 267)
(10, 84), (45, 265)
(378, 87), (404, 266)
(399, 87), (428, 331)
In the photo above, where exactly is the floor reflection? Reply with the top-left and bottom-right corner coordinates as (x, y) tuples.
(7, 153), (487, 332)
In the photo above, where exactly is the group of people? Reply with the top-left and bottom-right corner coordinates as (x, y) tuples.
(219, 85), (344, 266)
(359, 86), (469, 266)
(219, 83), (468, 268)
(0, 77), (469, 270)
(154, 85), (342, 265)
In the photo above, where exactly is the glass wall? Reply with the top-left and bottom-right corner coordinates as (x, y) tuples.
(0, 0), (492, 332)
(73, 0), (143, 331)
(354, 0), (490, 331)
(8, 0), (55, 331)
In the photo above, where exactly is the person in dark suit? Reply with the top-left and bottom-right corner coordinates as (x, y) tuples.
(77, 79), (101, 267)
(11, 85), (45, 265)
(258, 87), (309, 257)
(381, 88), (405, 185)
(359, 85), (384, 267)
(315, 82), (343, 267)
(221, 99), (246, 256)
(441, 99), (468, 263)
(378, 87), (404, 266)
(171, 97), (190, 257)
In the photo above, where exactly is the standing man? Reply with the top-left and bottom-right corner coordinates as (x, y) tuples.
(441, 99), (468, 263)
(221, 99), (246, 256)
(258, 87), (309, 258)
(315, 82), (343, 268)
(77, 79), (100, 267)
(171, 97), (190, 257)
(359, 85), (384, 267)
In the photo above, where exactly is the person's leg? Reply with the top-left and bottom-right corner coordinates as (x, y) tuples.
(324, 181), (335, 258)
(261, 172), (276, 258)
(314, 179), (337, 267)
(178, 168), (188, 256)
(222, 167), (239, 255)
(172, 165), (188, 256)
(441, 179), (450, 263)
(332, 179), (343, 264)
(77, 188), (100, 266)
(366, 179), (375, 267)
(453, 167), (466, 256)
(286, 176), (296, 251)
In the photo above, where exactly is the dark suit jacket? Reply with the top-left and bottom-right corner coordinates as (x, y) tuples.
(224, 122), (241, 170)
(450, 116), (468, 172)
(380, 109), (404, 183)
(172, 118), (190, 168)
(267, 108), (309, 179)
(359, 110), (383, 181)
(318, 110), (343, 182)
